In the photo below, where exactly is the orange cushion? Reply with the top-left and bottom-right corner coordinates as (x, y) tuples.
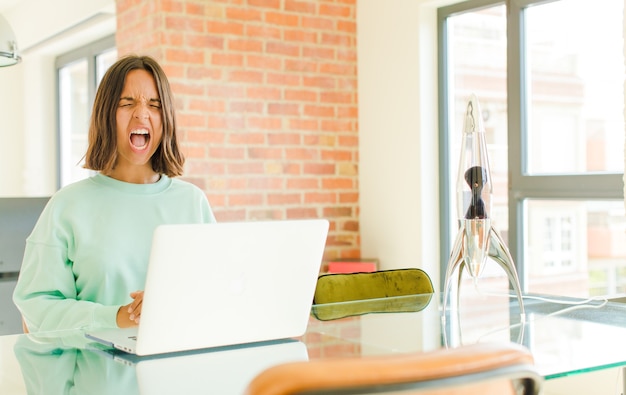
(327, 261), (377, 274)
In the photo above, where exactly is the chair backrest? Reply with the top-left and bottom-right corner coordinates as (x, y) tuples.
(244, 342), (542, 395)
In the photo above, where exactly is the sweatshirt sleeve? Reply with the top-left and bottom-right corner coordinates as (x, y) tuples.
(13, 240), (119, 333)
(13, 176), (215, 333)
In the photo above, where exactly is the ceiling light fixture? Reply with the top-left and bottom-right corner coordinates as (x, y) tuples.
(0, 14), (20, 67)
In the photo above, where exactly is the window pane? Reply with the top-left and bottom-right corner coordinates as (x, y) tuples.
(525, 0), (625, 174)
(58, 47), (117, 188)
(525, 200), (626, 297)
(446, 5), (509, 246)
(96, 48), (117, 83)
(58, 59), (90, 186)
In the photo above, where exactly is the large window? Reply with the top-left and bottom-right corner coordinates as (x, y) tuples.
(56, 36), (116, 188)
(439, 0), (625, 297)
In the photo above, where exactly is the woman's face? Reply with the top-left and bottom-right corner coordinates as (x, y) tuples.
(113, 68), (163, 181)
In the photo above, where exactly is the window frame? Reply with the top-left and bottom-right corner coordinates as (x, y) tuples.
(437, 0), (624, 291)
(55, 34), (116, 190)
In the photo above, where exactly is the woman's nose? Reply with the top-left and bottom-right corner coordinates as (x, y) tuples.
(133, 103), (149, 119)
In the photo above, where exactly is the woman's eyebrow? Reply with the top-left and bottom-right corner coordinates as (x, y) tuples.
(118, 96), (161, 103)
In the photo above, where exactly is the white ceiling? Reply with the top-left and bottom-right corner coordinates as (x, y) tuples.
(0, 1), (116, 53)
(0, 0), (21, 13)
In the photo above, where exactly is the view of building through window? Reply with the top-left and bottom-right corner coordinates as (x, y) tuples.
(444, 0), (626, 297)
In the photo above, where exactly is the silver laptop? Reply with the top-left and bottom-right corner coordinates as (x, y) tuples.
(86, 219), (329, 356)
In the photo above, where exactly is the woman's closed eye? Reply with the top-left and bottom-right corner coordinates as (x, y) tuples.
(119, 99), (134, 107)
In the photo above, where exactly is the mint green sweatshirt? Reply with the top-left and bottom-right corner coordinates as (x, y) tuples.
(13, 173), (216, 333)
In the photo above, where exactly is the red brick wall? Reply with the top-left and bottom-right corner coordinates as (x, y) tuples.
(115, 0), (359, 262)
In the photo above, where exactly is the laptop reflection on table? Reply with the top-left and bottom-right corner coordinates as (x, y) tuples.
(92, 339), (309, 395)
(13, 333), (308, 395)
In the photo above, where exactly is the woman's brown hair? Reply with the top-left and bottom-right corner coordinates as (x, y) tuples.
(84, 55), (184, 177)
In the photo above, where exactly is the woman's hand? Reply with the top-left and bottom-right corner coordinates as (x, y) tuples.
(116, 291), (144, 328)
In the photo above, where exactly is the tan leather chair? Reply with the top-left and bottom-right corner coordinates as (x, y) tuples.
(244, 342), (542, 395)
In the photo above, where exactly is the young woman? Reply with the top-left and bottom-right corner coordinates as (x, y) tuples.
(13, 55), (215, 332)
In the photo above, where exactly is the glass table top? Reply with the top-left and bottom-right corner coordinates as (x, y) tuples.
(1, 290), (626, 393)
(307, 289), (626, 380)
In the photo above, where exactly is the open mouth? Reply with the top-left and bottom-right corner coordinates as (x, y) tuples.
(130, 129), (150, 150)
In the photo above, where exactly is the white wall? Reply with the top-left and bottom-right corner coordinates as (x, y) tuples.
(357, 0), (451, 289)
(0, 57), (24, 195)
(0, 0), (115, 197)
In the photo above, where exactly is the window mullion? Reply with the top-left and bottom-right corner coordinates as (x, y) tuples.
(507, 0), (526, 286)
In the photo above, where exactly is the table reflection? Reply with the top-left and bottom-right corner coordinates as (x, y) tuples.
(14, 333), (137, 395)
(14, 332), (308, 395)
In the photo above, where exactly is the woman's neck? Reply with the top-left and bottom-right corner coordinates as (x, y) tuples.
(103, 166), (161, 184)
